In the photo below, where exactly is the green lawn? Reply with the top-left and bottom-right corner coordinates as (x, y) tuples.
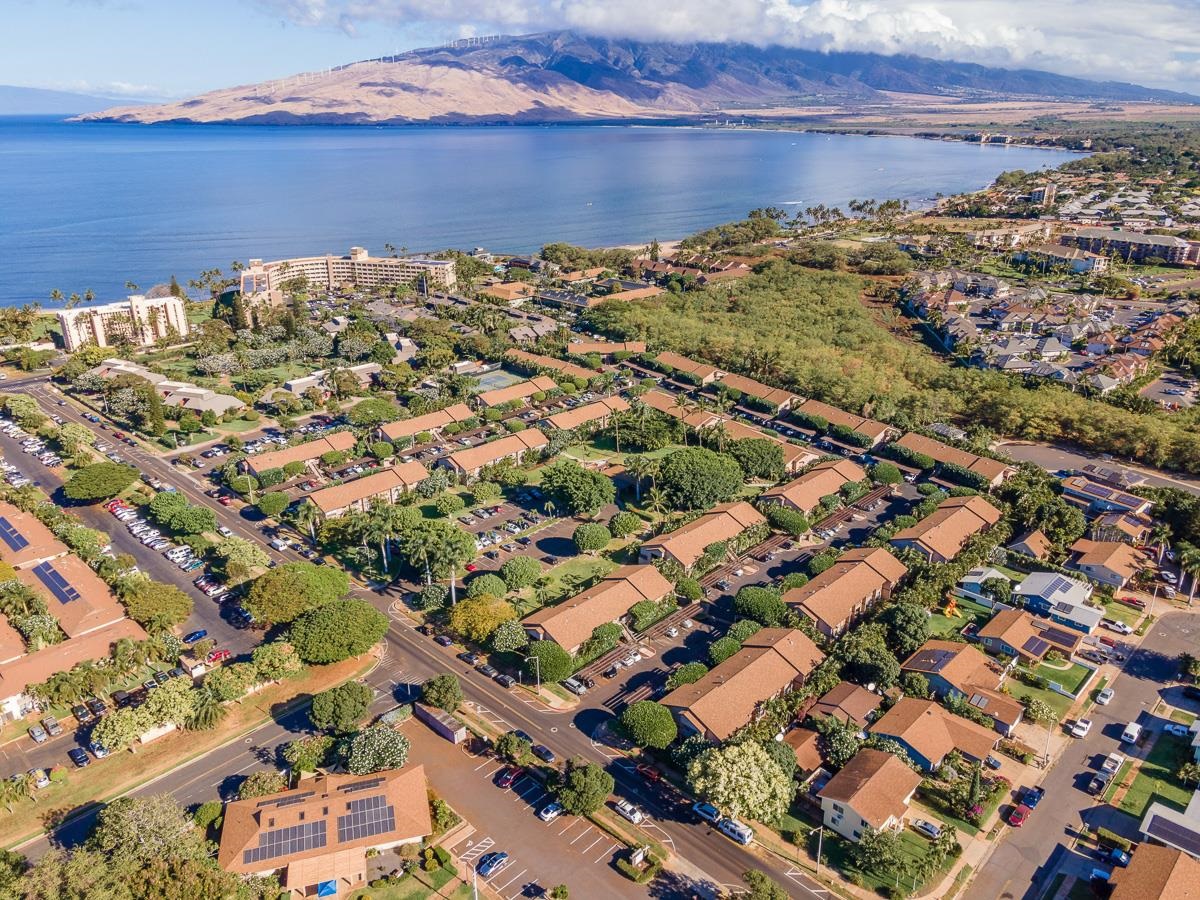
(1118, 734), (1193, 819)
(348, 870), (470, 900)
(1102, 759), (1134, 804)
(819, 826), (956, 894)
(1031, 661), (1092, 696)
(927, 598), (992, 637)
(1169, 708), (1196, 725)
(536, 556), (616, 605)
(1008, 679), (1073, 722)
(1099, 599), (1143, 627)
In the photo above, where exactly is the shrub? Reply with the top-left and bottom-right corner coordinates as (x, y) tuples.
(435, 493), (466, 516)
(709, 636), (741, 666)
(573, 523), (611, 554)
(500, 556), (541, 590)
(466, 573), (508, 599)
(675, 577), (702, 602)
(416, 583), (448, 611)
(609, 510), (643, 537)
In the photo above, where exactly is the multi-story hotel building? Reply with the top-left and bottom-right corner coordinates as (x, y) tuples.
(240, 247), (457, 305)
(57, 294), (190, 352)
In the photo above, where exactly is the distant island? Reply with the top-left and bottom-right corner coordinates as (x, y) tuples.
(0, 84), (146, 116)
(76, 31), (1199, 126)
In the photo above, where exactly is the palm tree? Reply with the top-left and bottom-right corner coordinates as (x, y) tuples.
(1179, 544), (1200, 607)
(0, 775), (22, 811)
(1150, 522), (1173, 564)
(294, 500), (321, 541)
(187, 685), (227, 731)
(111, 638), (141, 679)
(624, 455), (658, 502)
(645, 487), (669, 517)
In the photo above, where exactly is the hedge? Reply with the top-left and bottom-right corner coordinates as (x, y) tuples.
(829, 423), (871, 448)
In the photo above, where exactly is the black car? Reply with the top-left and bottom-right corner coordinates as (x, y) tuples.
(72, 704), (94, 725)
(531, 744), (556, 764)
(511, 729), (533, 744)
(494, 674), (516, 688)
(603, 665), (620, 679)
(434, 635), (454, 647)
(110, 690), (132, 709)
(86, 697), (107, 717)
(67, 747), (90, 768)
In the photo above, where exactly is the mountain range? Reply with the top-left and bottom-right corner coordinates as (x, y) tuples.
(0, 84), (146, 116)
(78, 31), (1199, 125)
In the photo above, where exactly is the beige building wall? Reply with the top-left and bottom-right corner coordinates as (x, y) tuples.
(241, 247), (457, 306)
(57, 295), (190, 352)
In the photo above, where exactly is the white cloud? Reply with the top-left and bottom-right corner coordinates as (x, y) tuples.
(39, 79), (179, 100)
(251, 0), (1200, 92)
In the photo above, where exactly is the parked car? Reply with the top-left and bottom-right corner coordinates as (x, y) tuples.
(1008, 804), (1031, 827)
(1096, 687), (1115, 706)
(693, 802), (721, 824)
(72, 704), (94, 725)
(28, 724), (47, 743)
(496, 766), (523, 789)
(494, 674), (516, 688)
(1088, 771), (1113, 796)
(911, 819), (942, 840)
(531, 744), (556, 764)
(434, 635), (454, 647)
(1071, 719), (1093, 738)
(41, 716), (63, 737)
(614, 799), (645, 824)
(67, 747), (90, 768)
(477, 664), (499, 679)
(537, 802), (564, 823)
(29, 768), (49, 789)
(1023, 786), (1045, 809)
(183, 629), (207, 644)
(207, 648), (231, 664)
(89, 740), (109, 759)
(1164, 723), (1191, 738)
(717, 818), (754, 845)
(86, 698), (107, 717)
(476, 852), (509, 878)
(1103, 619), (1134, 636)
(984, 755), (1002, 770)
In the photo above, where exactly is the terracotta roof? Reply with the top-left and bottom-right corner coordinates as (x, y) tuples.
(0, 502), (67, 570)
(568, 340), (646, 355)
(544, 396), (630, 431)
(783, 727), (824, 773)
(246, 431), (357, 475)
(379, 403), (473, 441)
(218, 767), (432, 876)
(636, 389), (719, 427)
(717, 372), (797, 407)
(1009, 529), (1052, 559)
(307, 461), (429, 514)
(607, 286), (665, 302)
(817, 748), (922, 829)
(17, 555), (127, 639)
(476, 375), (558, 408)
(1068, 539), (1143, 581)
(784, 547), (907, 634)
(521, 565), (671, 651)
(0, 615), (28, 664)
(480, 282), (536, 301)
(760, 459), (866, 514)
(869, 698), (998, 766)
(810, 681), (882, 728)
(444, 430), (548, 473)
(640, 501), (766, 569)
(977, 608), (1043, 652)
(893, 432), (1012, 483)
(890, 495), (1001, 561)
(1093, 512), (1152, 541)
(793, 399), (891, 442)
(655, 351), (720, 380)
(708, 416), (818, 470)
(902, 639), (998, 692)
(0, 618), (146, 701)
(1109, 845), (1200, 900)
(505, 349), (596, 382)
(661, 628), (824, 741)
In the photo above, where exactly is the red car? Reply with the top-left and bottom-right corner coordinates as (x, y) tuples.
(496, 766), (523, 788)
(218, 496), (233, 506)
(206, 649), (231, 664)
(1008, 804), (1031, 827)
(636, 763), (663, 784)
(465, 563), (478, 572)
(1117, 596), (1146, 609)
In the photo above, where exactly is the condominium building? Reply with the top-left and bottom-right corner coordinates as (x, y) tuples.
(1061, 227), (1199, 264)
(240, 247), (457, 305)
(57, 294), (190, 352)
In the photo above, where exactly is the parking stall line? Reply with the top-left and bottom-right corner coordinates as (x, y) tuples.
(580, 835), (604, 855)
(459, 837), (494, 862)
(569, 825), (594, 845)
(493, 868), (525, 892)
(594, 842), (620, 862)
(557, 819), (582, 836)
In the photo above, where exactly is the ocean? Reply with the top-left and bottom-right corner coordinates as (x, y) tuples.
(0, 117), (1078, 305)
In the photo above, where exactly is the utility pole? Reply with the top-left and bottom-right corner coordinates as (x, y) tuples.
(815, 826), (824, 879)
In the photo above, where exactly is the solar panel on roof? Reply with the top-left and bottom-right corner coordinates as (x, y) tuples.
(0, 516), (29, 553)
(1146, 814), (1200, 858)
(1046, 576), (1075, 596)
(1022, 636), (1051, 657)
(1040, 627), (1077, 647)
(32, 562), (80, 605)
(337, 795), (396, 844)
(256, 791), (314, 809)
(242, 820), (327, 865)
(338, 778), (384, 794)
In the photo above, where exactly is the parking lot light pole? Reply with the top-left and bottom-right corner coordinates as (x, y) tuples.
(524, 654), (541, 690)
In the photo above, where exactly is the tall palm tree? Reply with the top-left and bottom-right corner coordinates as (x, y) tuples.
(1179, 544), (1200, 607)
(187, 685), (227, 731)
(624, 454), (657, 502)
(294, 499), (321, 541)
(645, 487), (669, 517)
(1149, 522), (1173, 565)
(111, 638), (141, 679)
(363, 501), (394, 572)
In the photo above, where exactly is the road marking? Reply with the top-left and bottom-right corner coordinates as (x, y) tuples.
(569, 826), (593, 845)
(459, 837), (494, 862)
(493, 868), (525, 891)
(558, 819), (581, 836)
(595, 842), (619, 862)
(580, 835), (604, 854)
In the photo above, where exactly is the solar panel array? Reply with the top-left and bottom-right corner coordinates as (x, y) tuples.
(256, 790), (314, 809)
(1045, 576), (1076, 597)
(32, 562), (79, 605)
(1022, 636), (1051, 657)
(1146, 813), (1200, 858)
(1041, 627), (1077, 647)
(337, 794), (396, 844)
(242, 820), (327, 865)
(338, 778), (384, 795)
(0, 516), (29, 552)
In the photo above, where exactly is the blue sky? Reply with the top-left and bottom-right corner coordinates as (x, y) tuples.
(4, 0), (1199, 99)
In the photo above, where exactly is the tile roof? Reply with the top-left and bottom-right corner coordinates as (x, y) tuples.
(307, 461), (429, 514)
(892, 432), (1012, 483)
(760, 459), (866, 514)
(0, 501), (67, 570)
(476, 375), (558, 408)
(902, 640), (997, 692)
(640, 501), (766, 569)
(218, 767), (432, 876)
(661, 628), (824, 741)
(869, 698), (998, 766)
(568, 340), (646, 355)
(977, 608), (1045, 656)
(0, 618), (146, 702)
(379, 403), (473, 441)
(521, 565), (672, 651)
(810, 681), (882, 728)
(444, 430), (548, 473)
(654, 351), (720, 380)
(246, 431), (357, 475)
(1009, 529), (1052, 559)
(17, 555), (127, 639)
(544, 396), (630, 431)
(890, 495), (1002, 561)
(793, 399), (891, 442)
(505, 349), (597, 382)
(817, 748), (922, 830)
(784, 547), (907, 634)
(1068, 539), (1144, 581)
(1109, 845), (1200, 900)
(783, 727), (824, 773)
(716, 372), (797, 407)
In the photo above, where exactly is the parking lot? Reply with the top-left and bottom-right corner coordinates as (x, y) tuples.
(1140, 369), (1198, 409)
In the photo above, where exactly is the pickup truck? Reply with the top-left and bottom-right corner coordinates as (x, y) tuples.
(1023, 786), (1045, 809)
(1102, 752), (1127, 775)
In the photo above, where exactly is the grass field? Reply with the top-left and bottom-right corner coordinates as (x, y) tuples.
(820, 826), (955, 894)
(1031, 661), (1092, 695)
(1009, 678), (1074, 722)
(348, 868), (470, 900)
(927, 597), (992, 637)
(1118, 733), (1193, 819)
(1098, 599), (1142, 627)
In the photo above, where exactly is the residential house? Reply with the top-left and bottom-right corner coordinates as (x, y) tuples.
(1062, 227), (1194, 264)
(817, 749), (923, 842)
(567, 340), (647, 357)
(542, 396), (630, 432)
(306, 461), (429, 519)
(783, 727), (824, 775)
(1091, 512), (1152, 545)
(867, 698), (999, 772)
(88, 359), (244, 417)
(1014, 572), (1102, 633)
(783, 547), (907, 637)
(661, 628), (824, 742)
(504, 349), (596, 382)
(808, 681), (882, 729)
(758, 459), (867, 517)
(890, 495), (1003, 564)
(479, 282), (537, 303)
(654, 351), (721, 385)
(243, 431), (358, 478)
(636, 389), (722, 429)
(1066, 539), (1144, 588)
(977, 608), (1069, 664)
(378, 403), (474, 443)
(638, 501), (766, 571)
(891, 432), (1015, 486)
(901, 639), (1024, 735)
(955, 567), (1011, 605)
(715, 372), (798, 414)
(475, 375), (558, 409)
(217, 768), (432, 897)
(1014, 243), (1110, 274)
(1138, 791), (1200, 868)
(0, 502), (67, 571)
(708, 416), (819, 475)
(791, 399), (893, 447)
(439, 431), (548, 481)
(1060, 477), (1153, 517)
(521, 566), (672, 654)
(1110, 845), (1200, 899)
(1008, 529), (1052, 560)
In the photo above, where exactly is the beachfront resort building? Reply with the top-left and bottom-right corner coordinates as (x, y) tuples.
(239, 247), (457, 305)
(57, 294), (190, 352)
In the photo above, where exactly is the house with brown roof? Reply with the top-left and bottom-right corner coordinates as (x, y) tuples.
(521, 566), (672, 654)
(479, 281), (537, 303)
(715, 372), (798, 414)
(1091, 512), (1152, 545)
(639, 501), (766, 571)
(654, 351), (721, 384)
(440, 430), (548, 481)
(307, 461), (429, 519)
(244, 431), (358, 478)
(784, 547), (907, 637)
(475, 375), (558, 409)
(217, 767), (432, 897)
(505, 349), (596, 382)
(817, 748), (922, 842)
(759, 459), (867, 517)
(635, 389), (722, 430)
(809, 681), (882, 729)
(892, 432), (1014, 486)
(0, 502), (67, 570)
(1109, 844), (1200, 900)
(1008, 529), (1052, 560)
(17, 555), (128, 640)
(378, 403), (474, 443)
(607, 285), (665, 303)
(1066, 538), (1144, 588)
(867, 698), (999, 772)
(792, 399), (893, 447)
(890, 495), (1002, 564)
(901, 639), (1023, 735)
(783, 727), (824, 775)
(543, 396), (630, 432)
(977, 608), (1049, 663)
(661, 628), (824, 742)
(707, 415), (817, 474)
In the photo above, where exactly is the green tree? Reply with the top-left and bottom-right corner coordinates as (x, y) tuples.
(421, 673), (463, 713)
(120, 579), (193, 630)
(245, 561), (350, 625)
(540, 460), (615, 517)
(448, 594), (515, 643)
(727, 438), (784, 481)
(347, 397), (400, 427)
(466, 573), (508, 599)
(608, 510), (642, 538)
(283, 734), (336, 773)
(238, 770), (288, 800)
(435, 493), (466, 517)
(879, 602), (932, 659)
(500, 555), (541, 590)
(552, 759), (614, 815)
(709, 635), (742, 666)
(257, 491), (290, 518)
(401, 519), (477, 592)
(658, 447), (744, 509)
(833, 623), (900, 688)
(311, 681), (373, 732)
(89, 794), (209, 865)
(850, 826), (903, 874)
(495, 731), (533, 765)
(733, 585), (788, 627)
(687, 742), (793, 823)
(743, 869), (791, 900)
(666, 661), (709, 689)
(619, 701), (678, 749)
(572, 522), (611, 555)
(525, 640), (573, 683)
(471, 481), (502, 504)
(490, 618), (530, 652)
(1021, 696), (1056, 724)
(290, 598), (388, 663)
(213, 536), (270, 581)
(346, 725), (410, 774)
(63, 463), (138, 501)
(871, 461), (903, 485)
(815, 716), (863, 769)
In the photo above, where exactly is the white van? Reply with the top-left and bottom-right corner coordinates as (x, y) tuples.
(269, 538), (289, 551)
(614, 799), (645, 825)
(718, 818), (754, 845)
(1121, 722), (1143, 745)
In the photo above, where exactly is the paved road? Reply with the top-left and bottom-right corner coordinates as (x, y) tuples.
(997, 440), (1200, 497)
(969, 611), (1199, 900)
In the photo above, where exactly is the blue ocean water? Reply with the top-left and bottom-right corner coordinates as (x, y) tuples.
(0, 117), (1077, 305)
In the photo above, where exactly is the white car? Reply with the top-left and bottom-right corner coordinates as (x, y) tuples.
(1071, 719), (1093, 738)
(1105, 621), (1134, 636)
(537, 802), (564, 823)
(1096, 687), (1115, 706)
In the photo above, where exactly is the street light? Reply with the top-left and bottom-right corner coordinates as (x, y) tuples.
(523, 653), (541, 691)
(814, 826), (824, 879)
